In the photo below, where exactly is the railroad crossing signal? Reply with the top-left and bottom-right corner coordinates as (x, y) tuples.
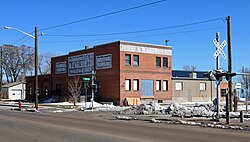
(213, 39), (227, 59)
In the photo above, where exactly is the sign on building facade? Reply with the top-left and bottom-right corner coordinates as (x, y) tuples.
(56, 61), (67, 74)
(120, 44), (172, 55)
(68, 53), (94, 76)
(96, 54), (112, 70)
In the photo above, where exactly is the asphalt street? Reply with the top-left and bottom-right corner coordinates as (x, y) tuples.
(0, 110), (249, 142)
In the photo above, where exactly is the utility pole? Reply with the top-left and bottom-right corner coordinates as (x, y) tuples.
(227, 16), (233, 112)
(91, 70), (95, 109)
(225, 16), (233, 124)
(246, 74), (249, 113)
(0, 46), (2, 93)
(35, 27), (39, 110)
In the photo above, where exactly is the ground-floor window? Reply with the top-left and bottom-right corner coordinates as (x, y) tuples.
(163, 80), (168, 91)
(200, 82), (206, 91)
(156, 80), (161, 91)
(125, 79), (131, 91)
(133, 79), (139, 91)
(175, 82), (183, 91)
(221, 89), (227, 96)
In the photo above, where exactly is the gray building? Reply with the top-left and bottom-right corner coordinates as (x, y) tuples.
(172, 70), (225, 103)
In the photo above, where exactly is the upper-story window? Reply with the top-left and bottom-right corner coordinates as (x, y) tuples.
(133, 55), (139, 66)
(163, 57), (168, 68)
(156, 57), (161, 68)
(125, 54), (131, 66)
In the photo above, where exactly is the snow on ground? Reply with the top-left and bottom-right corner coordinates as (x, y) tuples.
(48, 101), (115, 109)
(116, 101), (214, 117)
(238, 105), (250, 111)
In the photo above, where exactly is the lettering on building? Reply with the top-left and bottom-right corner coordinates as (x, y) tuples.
(96, 54), (112, 70)
(68, 53), (94, 76)
(56, 61), (67, 74)
(120, 44), (172, 55)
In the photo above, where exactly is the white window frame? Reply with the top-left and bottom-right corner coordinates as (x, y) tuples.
(133, 79), (139, 91)
(200, 82), (206, 91)
(125, 79), (131, 91)
(156, 80), (161, 91)
(163, 80), (168, 91)
(175, 82), (183, 91)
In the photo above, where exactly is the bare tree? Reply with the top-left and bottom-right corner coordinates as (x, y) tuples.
(183, 65), (196, 71)
(242, 67), (250, 112)
(38, 52), (52, 75)
(1, 44), (34, 83)
(67, 77), (82, 106)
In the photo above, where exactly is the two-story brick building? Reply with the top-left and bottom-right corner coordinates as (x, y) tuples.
(26, 41), (172, 105)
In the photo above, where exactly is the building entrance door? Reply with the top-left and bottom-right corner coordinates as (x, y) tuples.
(142, 80), (154, 97)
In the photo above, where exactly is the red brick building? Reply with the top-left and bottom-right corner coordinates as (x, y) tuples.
(26, 41), (172, 105)
(26, 74), (51, 101)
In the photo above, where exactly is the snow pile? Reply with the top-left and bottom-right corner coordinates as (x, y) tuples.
(115, 103), (166, 115)
(79, 101), (116, 110)
(166, 102), (193, 117)
(163, 102), (213, 117)
(116, 102), (213, 117)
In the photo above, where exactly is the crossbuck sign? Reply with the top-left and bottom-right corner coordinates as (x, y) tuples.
(213, 39), (227, 59)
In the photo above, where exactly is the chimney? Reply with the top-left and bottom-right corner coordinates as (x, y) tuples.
(85, 46), (90, 49)
(189, 72), (197, 78)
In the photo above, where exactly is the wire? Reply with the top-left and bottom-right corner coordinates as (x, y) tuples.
(12, 35), (29, 44)
(40, 0), (167, 31)
(43, 17), (225, 37)
(17, 38), (33, 46)
(40, 26), (225, 44)
(12, 31), (35, 45)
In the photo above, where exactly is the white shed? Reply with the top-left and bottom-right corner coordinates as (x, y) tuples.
(2, 82), (26, 100)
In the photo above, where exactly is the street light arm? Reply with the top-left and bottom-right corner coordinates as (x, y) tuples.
(4, 26), (35, 39)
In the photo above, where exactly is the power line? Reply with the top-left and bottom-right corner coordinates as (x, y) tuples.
(12, 35), (30, 44)
(40, 26), (225, 44)
(40, 0), (167, 31)
(44, 17), (225, 37)
(17, 38), (33, 46)
(12, 31), (35, 45)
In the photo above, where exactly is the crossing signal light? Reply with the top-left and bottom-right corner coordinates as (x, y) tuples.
(203, 70), (237, 82)
(203, 71), (216, 81)
(215, 72), (227, 81)
(225, 73), (237, 81)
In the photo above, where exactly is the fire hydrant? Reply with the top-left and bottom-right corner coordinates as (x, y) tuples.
(18, 101), (22, 109)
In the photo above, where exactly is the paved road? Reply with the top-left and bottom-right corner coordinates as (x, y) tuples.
(0, 110), (249, 142)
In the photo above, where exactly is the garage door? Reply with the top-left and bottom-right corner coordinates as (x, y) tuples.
(11, 90), (21, 100)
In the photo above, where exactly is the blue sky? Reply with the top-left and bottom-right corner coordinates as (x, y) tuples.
(1, 0), (249, 72)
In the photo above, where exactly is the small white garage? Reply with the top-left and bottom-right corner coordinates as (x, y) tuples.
(2, 82), (26, 100)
